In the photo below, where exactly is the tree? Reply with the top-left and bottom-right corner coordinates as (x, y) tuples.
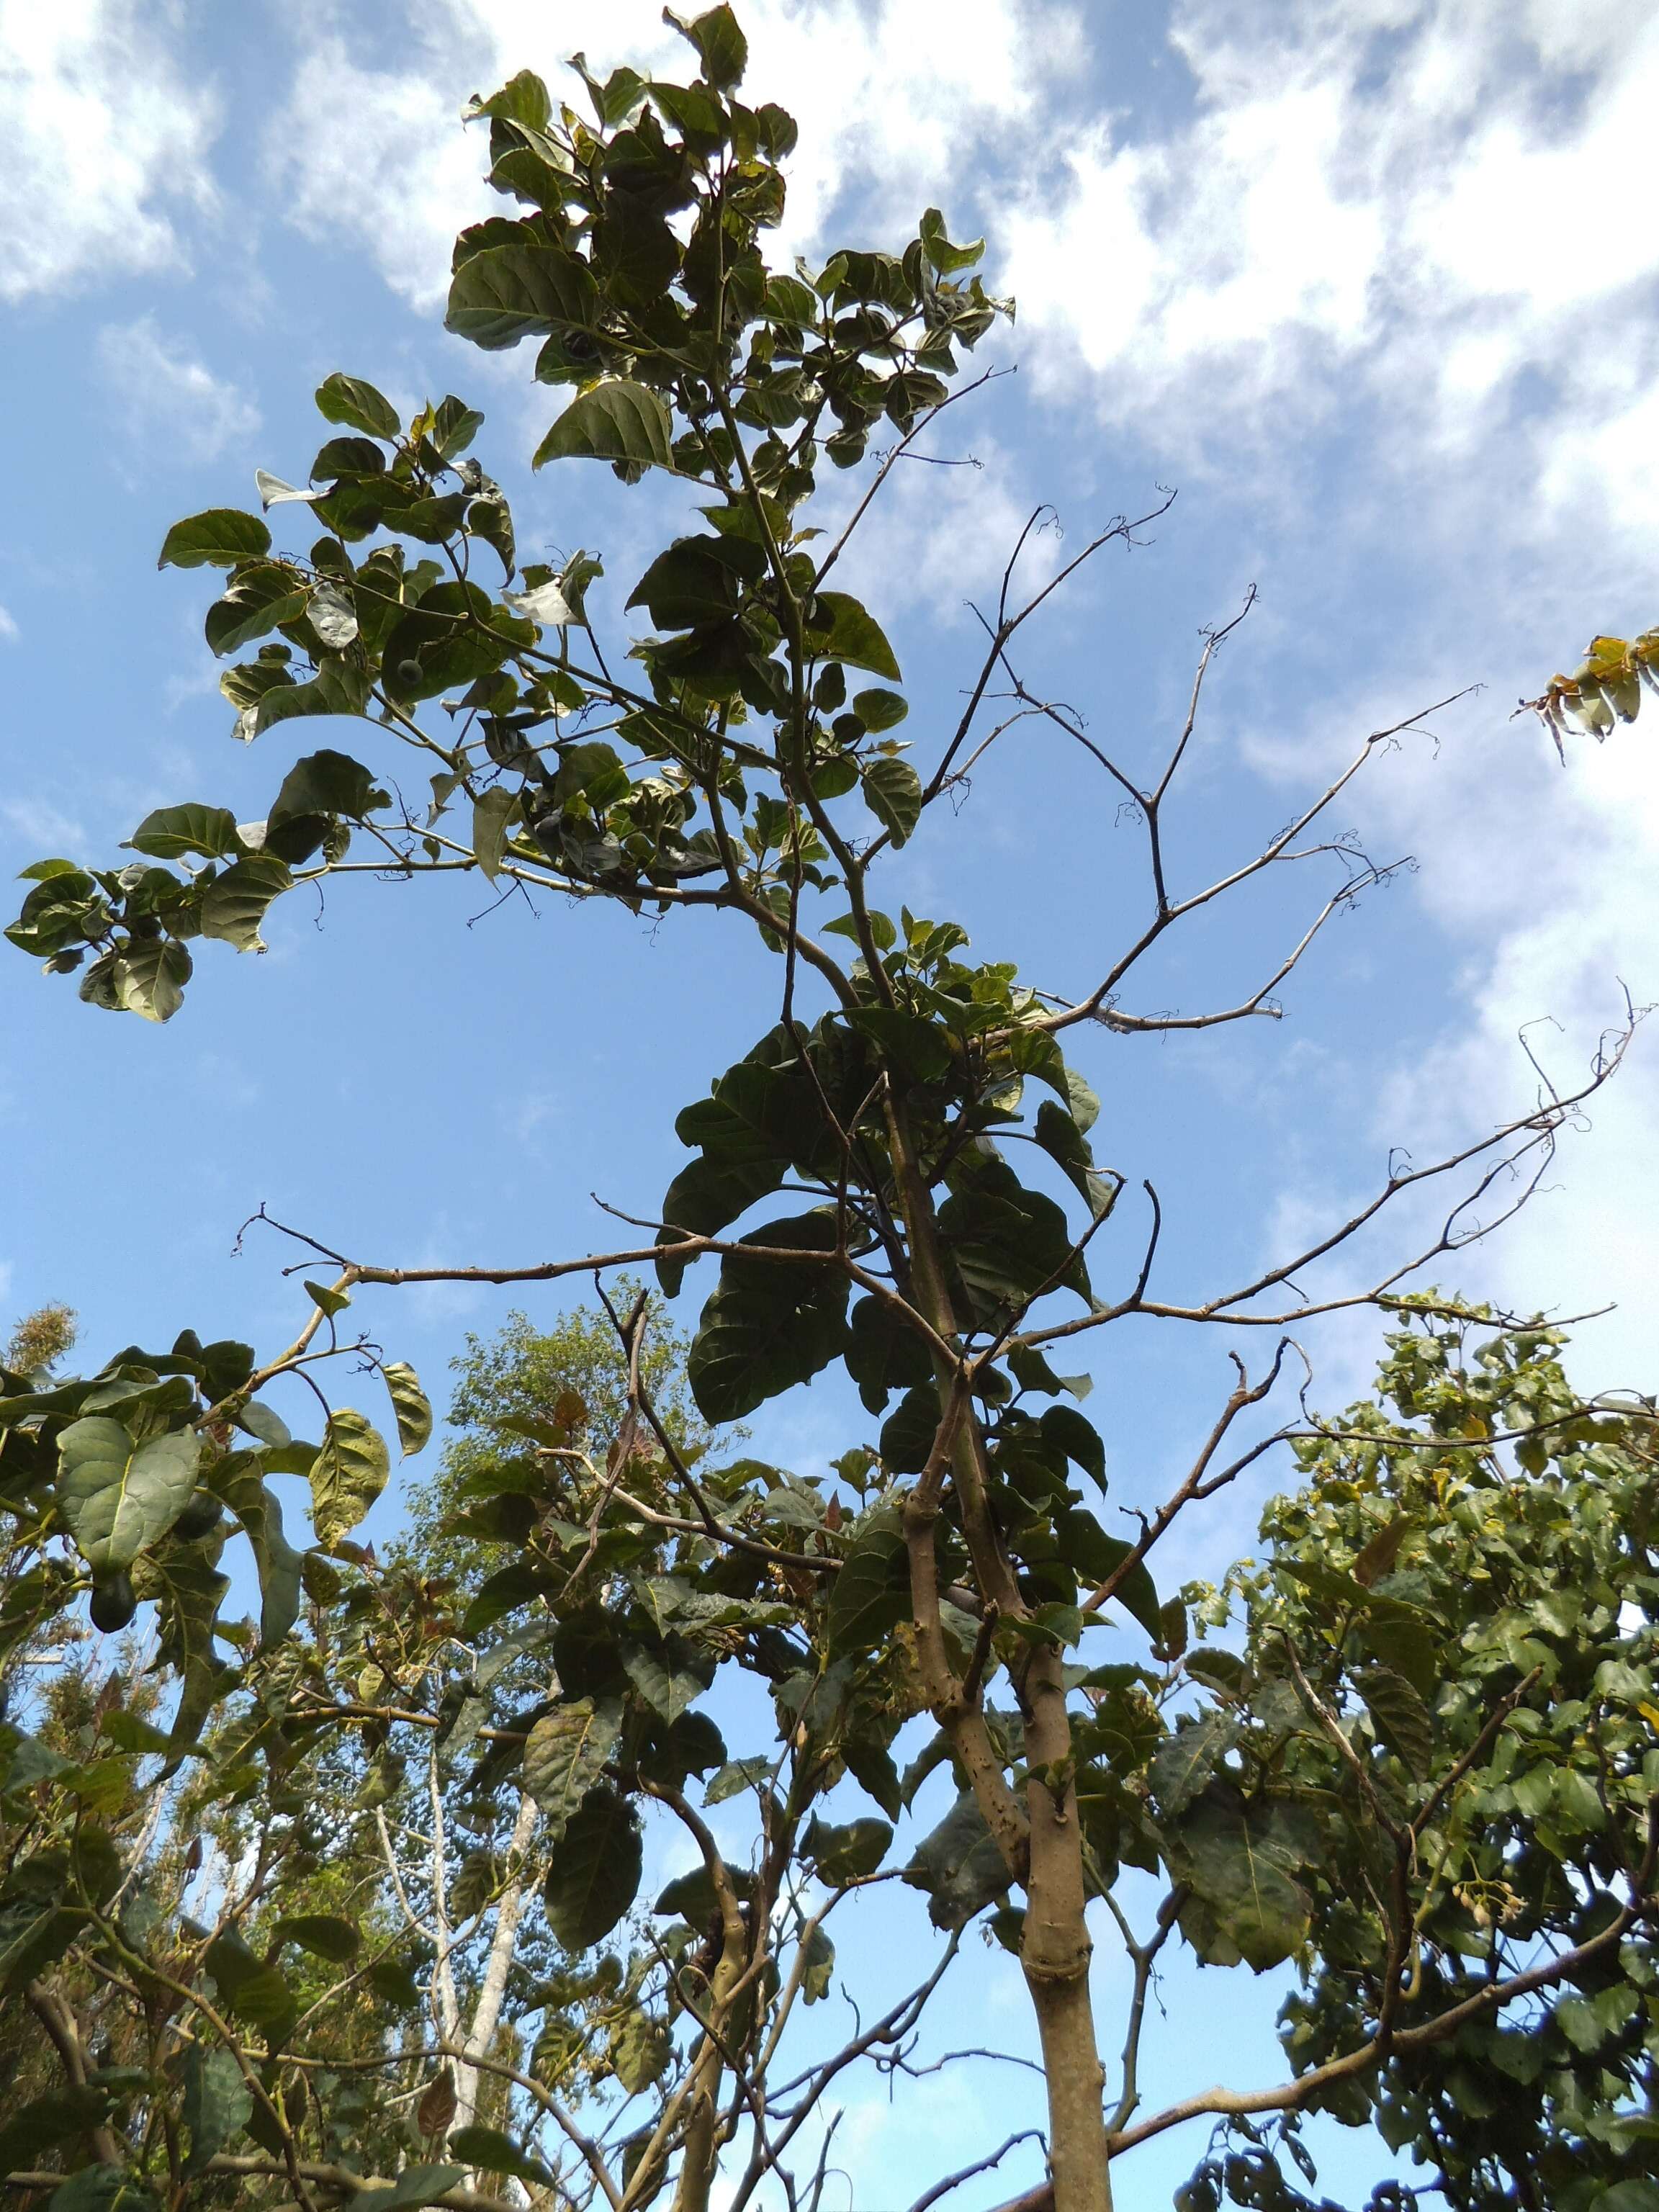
(1, 9), (1653, 2211)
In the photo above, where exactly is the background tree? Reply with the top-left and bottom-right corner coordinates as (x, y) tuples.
(1, 10), (1653, 2212)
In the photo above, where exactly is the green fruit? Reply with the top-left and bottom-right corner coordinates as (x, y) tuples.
(173, 1490), (225, 1542)
(90, 1572), (138, 1633)
(395, 658), (424, 688)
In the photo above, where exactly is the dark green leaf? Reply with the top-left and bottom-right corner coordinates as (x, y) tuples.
(446, 246), (598, 350)
(126, 805), (244, 863)
(352, 2166), (466, 2212)
(534, 381), (675, 471)
(275, 1913), (361, 1963)
(827, 1503), (909, 1655)
(158, 510), (271, 570)
(446, 2128), (552, 2188)
(315, 372), (401, 441)
(860, 756), (922, 846)
(308, 1411), (390, 1547)
(382, 1362), (433, 1457)
(541, 1786), (641, 1948)
(523, 1698), (624, 1843)
(55, 1418), (201, 1575)
(687, 1212), (850, 1421)
(810, 590), (902, 679)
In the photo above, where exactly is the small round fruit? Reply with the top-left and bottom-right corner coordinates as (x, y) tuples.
(90, 1572), (138, 1633)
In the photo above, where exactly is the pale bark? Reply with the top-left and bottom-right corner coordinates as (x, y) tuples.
(453, 1789), (540, 2144)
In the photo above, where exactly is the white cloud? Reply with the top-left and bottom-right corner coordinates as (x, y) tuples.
(96, 315), (261, 463)
(0, 0), (217, 301)
(1004, 0), (1659, 527)
(0, 605), (17, 643)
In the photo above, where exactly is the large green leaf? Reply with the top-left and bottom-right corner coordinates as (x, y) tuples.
(687, 1212), (850, 1421)
(315, 372), (401, 441)
(125, 805), (243, 863)
(446, 244), (597, 349)
(523, 1698), (624, 1843)
(827, 1503), (909, 1655)
(810, 591), (902, 680)
(382, 1362), (433, 1456)
(55, 1419), (201, 1576)
(275, 1912), (361, 1962)
(1149, 1709), (1239, 1821)
(621, 1637), (710, 1725)
(534, 381), (675, 471)
(45, 2168), (159, 2211)
(446, 2128), (552, 2188)
(158, 510), (271, 570)
(308, 1410), (390, 1548)
(904, 1790), (1009, 1930)
(541, 1786), (641, 1948)
(665, 3), (748, 87)
(860, 756), (922, 846)
(181, 2046), (251, 2179)
(213, 1455), (301, 1646)
(199, 855), (292, 953)
(351, 2166), (466, 2212)
(1174, 1789), (1320, 1972)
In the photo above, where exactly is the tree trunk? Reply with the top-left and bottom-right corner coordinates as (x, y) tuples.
(884, 1099), (1113, 2212)
(1022, 1643), (1112, 2212)
(453, 1789), (539, 2144)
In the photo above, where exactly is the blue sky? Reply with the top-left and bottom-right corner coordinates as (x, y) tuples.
(4, 1), (1658, 2205)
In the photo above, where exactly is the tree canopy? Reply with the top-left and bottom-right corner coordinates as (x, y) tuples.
(2, 10), (1654, 2212)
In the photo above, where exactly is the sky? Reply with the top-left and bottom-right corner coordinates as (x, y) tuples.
(3, 0), (1658, 2205)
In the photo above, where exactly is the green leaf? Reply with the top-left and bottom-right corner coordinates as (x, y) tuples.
(842, 1735), (904, 1818)
(158, 509), (271, 570)
(204, 563), (311, 655)
(382, 1362), (433, 1457)
(305, 1280), (351, 1318)
(523, 1698), (624, 1843)
(269, 750), (387, 827)
(125, 804), (243, 863)
(1064, 1519), (1161, 1640)
(802, 1814), (892, 1882)
(109, 939), (193, 1023)
(472, 788), (517, 883)
(46, 2169), (159, 2211)
(211, 1457), (302, 1647)
(827, 1503), (909, 1655)
(665, 4), (748, 88)
(55, 1419), (202, 1576)
(860, 756), (922, 847)
(1358, 1665), (1434, 1779)
(1174, 1789), (1320, 1972)
(1040, 1404), (1105, 1485)
(919, 207), (986, 275)
(308, 1410), (390, 1547)
(852, 686), (907, 732)
(446, 245), (597, 350)
(687, 1212), (850, 1421)
(534, 381), (675, 472)
(801, 1920), (835, 2002)
(351, 2167), (466, 2212)
(541, 1786), (641, 1948)
(810, 591), (902, 679)
(703, 1755), (772, 1804)
(621, 1637), (709, 1725)
(181, 2046), (250, 2178)
(315, 372), (401, 441)
(0, 2086), (116, 2172)
(446, 2128), (552, 2188)
(275, 1912), (361, 1963)
(904, 1790), (1009, 1930)
(199, 855), (292, 954)
(1150, 1710), (1239, 1820)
